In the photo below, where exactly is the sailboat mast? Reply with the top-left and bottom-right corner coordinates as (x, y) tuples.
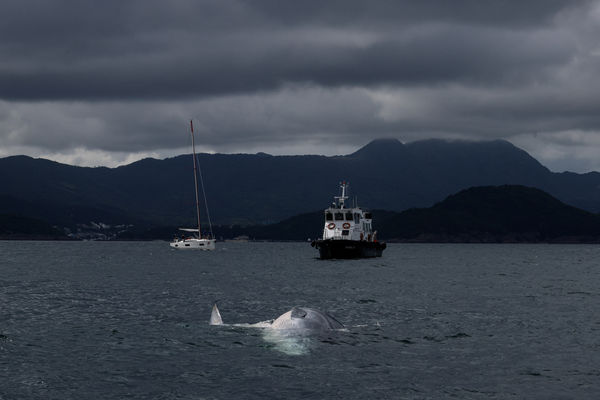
(190, 120), (202, 237)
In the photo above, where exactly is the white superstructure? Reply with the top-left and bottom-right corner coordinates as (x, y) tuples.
(170, 234), (216, 250)
(321, 182), (377, 242)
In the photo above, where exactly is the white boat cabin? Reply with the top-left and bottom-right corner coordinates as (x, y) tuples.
(170, 227), (216, 250)
(321, 182), (377, 242)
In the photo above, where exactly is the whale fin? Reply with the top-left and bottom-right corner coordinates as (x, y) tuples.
(210, 303), (223, 325)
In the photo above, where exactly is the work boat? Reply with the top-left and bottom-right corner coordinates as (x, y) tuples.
(311, 182), (386, 259)
(170, 121), (216, 250)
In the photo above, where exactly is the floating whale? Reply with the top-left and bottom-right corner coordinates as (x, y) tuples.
(209, 303), (344, 355)
(209, 303), (344, 331)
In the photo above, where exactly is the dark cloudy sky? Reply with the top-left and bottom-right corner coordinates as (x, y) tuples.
(1, 0), (600, 171)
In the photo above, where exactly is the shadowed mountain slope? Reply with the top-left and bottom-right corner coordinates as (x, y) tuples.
(377, 185), (600, 242)
(1, 139), (600, 230)
(206, 185), (600, 243)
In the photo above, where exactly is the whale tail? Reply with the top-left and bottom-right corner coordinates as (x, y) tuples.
(210, 303), (223, 325)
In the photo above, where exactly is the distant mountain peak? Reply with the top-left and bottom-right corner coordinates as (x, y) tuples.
(351, 138), (404, 157)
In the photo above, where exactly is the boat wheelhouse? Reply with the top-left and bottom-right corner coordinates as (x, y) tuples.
(311, 182), (386, 259)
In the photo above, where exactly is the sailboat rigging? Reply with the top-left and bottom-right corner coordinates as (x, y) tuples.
(170, 120), (216, 250)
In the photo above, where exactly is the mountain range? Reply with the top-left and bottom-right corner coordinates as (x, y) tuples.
(114, 185), (600, 243)
(1, 138), (600, 237)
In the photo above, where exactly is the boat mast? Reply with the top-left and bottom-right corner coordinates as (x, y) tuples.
(190, 120), (202, 237)
(335, 181), (349, 209)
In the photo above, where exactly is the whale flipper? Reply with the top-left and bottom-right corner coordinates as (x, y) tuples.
(210, 303), (223, 325)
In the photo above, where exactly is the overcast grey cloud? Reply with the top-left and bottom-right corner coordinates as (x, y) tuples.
(1, 0), (600, 171)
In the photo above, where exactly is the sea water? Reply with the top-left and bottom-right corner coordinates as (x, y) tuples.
(1, 241), (599, 399)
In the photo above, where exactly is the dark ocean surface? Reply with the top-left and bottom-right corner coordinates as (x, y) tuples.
(1, 241), (599, 399)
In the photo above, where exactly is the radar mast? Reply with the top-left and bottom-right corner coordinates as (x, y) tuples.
(334, 181), (349, 209)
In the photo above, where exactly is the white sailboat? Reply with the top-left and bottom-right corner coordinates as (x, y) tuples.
(170, 120), (216, 250)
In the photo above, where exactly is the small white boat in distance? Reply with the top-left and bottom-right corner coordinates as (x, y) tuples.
(170, 229), (216, 250)
(170, 120), (216, 250)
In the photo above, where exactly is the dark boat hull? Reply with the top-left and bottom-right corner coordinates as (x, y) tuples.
(311, 239), (386, 259)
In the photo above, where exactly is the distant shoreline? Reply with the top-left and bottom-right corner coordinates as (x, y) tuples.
(2, 236), (600, 244)
(4, 186), (600, 244)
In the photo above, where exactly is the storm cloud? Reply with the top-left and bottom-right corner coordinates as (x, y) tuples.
(1, 0), (600, 171)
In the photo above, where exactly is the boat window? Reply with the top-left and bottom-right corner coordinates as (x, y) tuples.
(364, 212), (372, 219)
(345, 212), (353, 221)
(325, 213), (333, 221)
(335, 212), (344, 221)
(342, 230), (349, 236)
(354, 213), (360, 223)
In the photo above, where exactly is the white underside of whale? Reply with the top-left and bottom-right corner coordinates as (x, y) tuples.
(209, 304), (344, 331)
(209, 304), (345, 355)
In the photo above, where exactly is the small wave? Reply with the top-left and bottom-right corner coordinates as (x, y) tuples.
(520, 369), (543, 377)
(423, 332), (470, 342)
(423, 335), (444, 342)
(319, 338), (341, 345)
(272, 364), (295, 369)
(20, 376), (48, 388)
(446, 332), (470, 339)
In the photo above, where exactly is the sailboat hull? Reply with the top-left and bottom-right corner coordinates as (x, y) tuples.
(170, 238), (216, 250)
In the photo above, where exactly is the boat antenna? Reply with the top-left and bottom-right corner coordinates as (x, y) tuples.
(192, 120), (214, 239)
(190, 120), (202, 238)
(335, 181), (349, 208)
